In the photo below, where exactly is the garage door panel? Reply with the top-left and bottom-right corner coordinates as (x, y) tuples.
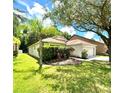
(83, 47), (94, 58)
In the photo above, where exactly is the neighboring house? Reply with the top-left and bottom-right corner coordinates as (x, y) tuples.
(68, 35), (108, 55)
(28, 36), (67, 58)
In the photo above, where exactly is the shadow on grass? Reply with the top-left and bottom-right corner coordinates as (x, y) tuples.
(14, 60), (111, 93)
(41, 61), (111, 93)
(14, 69), (37, 79)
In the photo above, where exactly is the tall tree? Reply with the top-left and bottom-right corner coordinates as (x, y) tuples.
(13, 15), (20, 37)
(41, 26), (62, 38)
(27, 25), (62, 46)
(48, 0), (111, 62)
(27, 19), (43, 71)
(62, 32), (71, 40)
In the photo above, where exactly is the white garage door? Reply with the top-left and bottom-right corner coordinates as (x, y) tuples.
(83, 47), (95, 58)
(69, 44), (96, 58)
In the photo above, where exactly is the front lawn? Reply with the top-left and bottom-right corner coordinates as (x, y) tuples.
(14, 54), (111, 93)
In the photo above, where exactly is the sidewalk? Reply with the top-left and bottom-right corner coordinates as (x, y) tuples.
(70, 56), (109, 61)
(86, 56), (109, 61)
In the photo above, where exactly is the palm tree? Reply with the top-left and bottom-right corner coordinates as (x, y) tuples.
(27, 19), (43, 71)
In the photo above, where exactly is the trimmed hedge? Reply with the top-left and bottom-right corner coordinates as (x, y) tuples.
(38, 47), (70, 63)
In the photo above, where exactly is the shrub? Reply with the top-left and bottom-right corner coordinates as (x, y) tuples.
(64, 48), (70, 58)
(13, 50), (18, 57)
(37, 47), (70, 63)
(81, 49), (88, 59)
(42, 47), (55, 62)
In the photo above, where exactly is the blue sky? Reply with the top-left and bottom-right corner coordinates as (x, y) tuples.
(13, 0), (103, 42)
(14, 0), (52, 11)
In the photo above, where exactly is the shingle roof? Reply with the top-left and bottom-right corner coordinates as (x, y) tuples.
(42, 36), (67, 44)
(53, 36), (67, 42)
(66, 39), (96, 46)
(70, 35), (105, 45)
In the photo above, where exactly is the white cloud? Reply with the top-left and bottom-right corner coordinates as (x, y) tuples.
(14, 0), (32, 19)
(54, 1), (61, 7)
(43, 18), (53, 27)
(13, 9), (27, 18)
(84, 32), (95, 39)
(52, 1), (63, 8)
(17, 1), (47, 19)
(16, 1), (53, 27)
(60, 26), (76, 36)
(30, 2), (47, 16)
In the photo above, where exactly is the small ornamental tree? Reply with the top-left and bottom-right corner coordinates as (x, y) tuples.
(81, 49), (88, 59)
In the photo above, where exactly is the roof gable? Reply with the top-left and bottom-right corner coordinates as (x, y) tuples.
(70, 35), (105, 45)
(42, 37), (66, 44)
(66, 39), (96, 46)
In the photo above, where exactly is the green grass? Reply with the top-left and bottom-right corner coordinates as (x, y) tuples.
(14, 53), (111, 93)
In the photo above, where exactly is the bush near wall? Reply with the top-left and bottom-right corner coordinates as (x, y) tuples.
(81, 49), (88, 59)
(38, 47), (70, 63)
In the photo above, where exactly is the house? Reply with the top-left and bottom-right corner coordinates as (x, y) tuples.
(28, 36), (67, 58)
(66, 39), (96, 58)
(28, 35), (108, 59)
(67, 35), (108, 57)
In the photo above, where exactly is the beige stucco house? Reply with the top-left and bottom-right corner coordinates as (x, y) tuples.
(28, 36), (67, 58)
(68, 35), (108, 55)
(66, 39), (96, 58)
(28, 35), (108, 59)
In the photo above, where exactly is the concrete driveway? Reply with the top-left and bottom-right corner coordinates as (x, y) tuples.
(86, 56), (109, 61)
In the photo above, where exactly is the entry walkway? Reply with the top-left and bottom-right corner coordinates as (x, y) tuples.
(86, 56), (109, 61)
(70, 56), (109, 61)
(49, 56), (109, 66)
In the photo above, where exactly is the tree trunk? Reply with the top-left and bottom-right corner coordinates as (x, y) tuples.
(108, 30), (111, 64)
(38, 39), (43, 72)
(108, 45), (111, 64)
(108, 42), (111, 65)
(100, 36), (111, 64)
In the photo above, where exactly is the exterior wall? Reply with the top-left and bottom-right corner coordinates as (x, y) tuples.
(28, 43), (39, 58)
(69, 44), (96, 58)
(96, 44), (108, 54)
(70, 44), (83, 57)
(83, 46), (96, 58)
(28, 41), (66, 58)
(70, 35), (108, 54)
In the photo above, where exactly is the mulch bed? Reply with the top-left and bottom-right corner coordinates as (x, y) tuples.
(49, 58), (81, 66)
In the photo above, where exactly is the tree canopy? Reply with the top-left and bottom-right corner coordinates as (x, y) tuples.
(48, 0), (111, 62)
(13, 36), (21, 45)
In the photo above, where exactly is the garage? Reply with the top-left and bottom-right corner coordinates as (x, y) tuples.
(66, 39), (97, 58)
(83, 46), (96, 58)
